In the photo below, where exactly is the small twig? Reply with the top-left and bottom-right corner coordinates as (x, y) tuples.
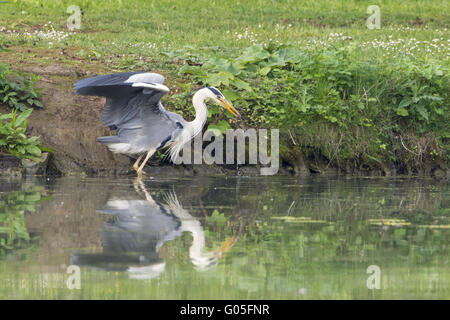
(40, 78), (54, 83)
(288, 129), (297, 146)
(287, 200), (295, 216)
(399, 135), (419, 156)
(327, 132), (343, 168)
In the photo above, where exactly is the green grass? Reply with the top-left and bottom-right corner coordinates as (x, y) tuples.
(1, 0), (448, 57)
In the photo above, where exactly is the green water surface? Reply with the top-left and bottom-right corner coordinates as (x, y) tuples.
(0, 176), (448, 299)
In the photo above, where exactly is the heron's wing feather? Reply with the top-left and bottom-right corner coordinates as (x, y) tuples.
(74, 71), (170, 128)
(113, 94), (182, 152)
(74, 72), (166, 98)
(102, 95), (144, 129)
(75, 72), (183, 154)
(165, 110), (185, 125)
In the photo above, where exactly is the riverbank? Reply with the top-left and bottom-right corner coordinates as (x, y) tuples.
(0, 45), (448, 178)
(0, 1), (448, 178)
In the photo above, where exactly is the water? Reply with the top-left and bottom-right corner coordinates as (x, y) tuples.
(0, 175), (448, 299)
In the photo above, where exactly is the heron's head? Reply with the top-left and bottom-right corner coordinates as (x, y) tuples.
(205, 87), (240, 117)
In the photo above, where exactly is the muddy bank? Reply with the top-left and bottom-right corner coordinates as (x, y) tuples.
(1, 47), (132, 175)
(0, 47), (447, 179)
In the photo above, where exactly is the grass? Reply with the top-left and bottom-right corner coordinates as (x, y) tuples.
(1, 1), (448, 59)
(0, 0), (448, 173)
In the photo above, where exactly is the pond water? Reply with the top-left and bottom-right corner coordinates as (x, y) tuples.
(0, 175), (448, 299)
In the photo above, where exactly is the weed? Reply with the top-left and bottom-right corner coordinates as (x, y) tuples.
(0, 63), (42, 111)
(0, 109), (49, 161)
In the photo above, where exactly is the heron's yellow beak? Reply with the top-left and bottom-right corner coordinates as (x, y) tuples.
(219, 98), (240, 117)
(216, 236), (237, 258)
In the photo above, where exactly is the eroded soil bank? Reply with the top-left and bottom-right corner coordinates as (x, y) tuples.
(1, 46), (133, 176)
(0, 47), (448, 178)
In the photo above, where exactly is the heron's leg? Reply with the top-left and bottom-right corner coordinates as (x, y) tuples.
(133, 177), (143, 195)
(137, 148), (156, 178)
(132, 154), (144, 173)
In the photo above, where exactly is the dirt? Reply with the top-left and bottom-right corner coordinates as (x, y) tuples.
(1, 46), (131, 175)
(0, 153), (21, 169)
(0, 47), (258, 177)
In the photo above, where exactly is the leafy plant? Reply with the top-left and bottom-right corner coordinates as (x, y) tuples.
(0, 109), (48, 160)
(175, 44), (449, 171)
(206, 209), (228, 227)
(0, 187), (47, 254)
(0, 63), (42, 111)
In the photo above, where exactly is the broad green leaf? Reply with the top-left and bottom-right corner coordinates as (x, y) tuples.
(398, 97), (411, 109)
(0, 113), (13, 121)
(32, 100), (43, 108)
(222, 88), (240, 102)
(236, 45), (270, 65)
(396, 108), (409, 117)
(415, 106), (429, 120)
(205, 58), (241, 75)
(231, 78), (252, 91)
(273, 47), (305, 64)
(25, 145), (42, 156)
(262, 55), (286, 68)
(205, 72), (234, 86)
(14, 108), (33, 128)
(207, 120), (231, 134)
(179, 64), (203, 76)
(259, 67), (271, 76)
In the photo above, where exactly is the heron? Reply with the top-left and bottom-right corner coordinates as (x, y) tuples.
(74, 72), (240, 177)
(71, 180), (236, 278)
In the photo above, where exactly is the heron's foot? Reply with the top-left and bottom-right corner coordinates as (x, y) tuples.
(137, 168), (147, 178)
(135, 149), (155, 179)
(137, 166), (150, 180)
(132, 154), (144, 173)
(133, 177), (143, 195)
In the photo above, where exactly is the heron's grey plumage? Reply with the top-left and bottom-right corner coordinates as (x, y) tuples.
(74, 72), (165, 97)
(71, 179), (234, 276)
(74, 71), (236, 177)
(98, 199), (182, 250)
(74, 72), (183, 155)
(71, 197), (182, 272)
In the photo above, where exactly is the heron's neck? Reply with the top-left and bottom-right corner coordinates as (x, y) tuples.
(187, 90), (209, 136)
(182, 219), (214, 269)
(184, 220), (205, 259)
(166, 195), (206, 261)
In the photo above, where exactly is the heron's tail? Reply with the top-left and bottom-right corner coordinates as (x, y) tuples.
(97, 136), (133, 154)
(97, 136), (122, 144)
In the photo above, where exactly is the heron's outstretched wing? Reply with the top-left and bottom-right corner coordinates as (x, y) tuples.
(74, 72), (184, 154)
(74, 72), (166, 97)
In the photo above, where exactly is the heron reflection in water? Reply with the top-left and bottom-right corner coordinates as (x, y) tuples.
(71, 180), (236, 279)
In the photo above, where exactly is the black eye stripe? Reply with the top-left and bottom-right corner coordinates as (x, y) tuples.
(207, 87), (222, 97)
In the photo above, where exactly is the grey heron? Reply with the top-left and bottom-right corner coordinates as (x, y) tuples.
(71, 180), (236, 278)
(74, 72), (240, 177)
